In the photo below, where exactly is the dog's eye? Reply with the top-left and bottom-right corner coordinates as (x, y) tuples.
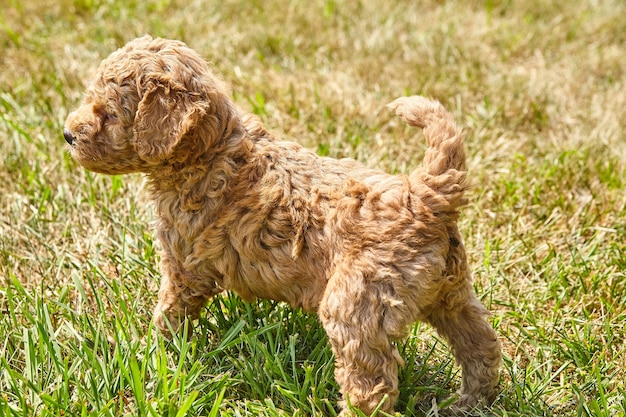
(101, 110), (118, 124)
(94, 105), (117, 124)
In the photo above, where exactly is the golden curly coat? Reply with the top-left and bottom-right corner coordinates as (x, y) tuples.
(64, 36), (501, 415)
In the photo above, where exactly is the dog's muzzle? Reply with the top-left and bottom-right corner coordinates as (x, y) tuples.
(63, 129), (76, 146)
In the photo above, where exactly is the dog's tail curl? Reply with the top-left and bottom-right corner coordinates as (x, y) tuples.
(388, 95), (468, 211)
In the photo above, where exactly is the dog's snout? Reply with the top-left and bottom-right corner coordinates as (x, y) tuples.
(63, 129), (75, 146)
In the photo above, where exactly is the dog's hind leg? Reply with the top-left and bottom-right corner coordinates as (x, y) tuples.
(426, 289), (501, 411)
(319, 267), (404, 415)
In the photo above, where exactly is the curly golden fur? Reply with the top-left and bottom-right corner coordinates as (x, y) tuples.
(64, 36), (501, 415)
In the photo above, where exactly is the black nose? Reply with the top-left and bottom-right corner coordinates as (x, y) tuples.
(63, 129), (75, 146)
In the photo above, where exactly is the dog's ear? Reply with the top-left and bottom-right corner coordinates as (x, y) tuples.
(133, 77), (209, 162)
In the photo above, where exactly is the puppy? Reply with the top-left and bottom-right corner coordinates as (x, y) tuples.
(64, 36), (500, 415)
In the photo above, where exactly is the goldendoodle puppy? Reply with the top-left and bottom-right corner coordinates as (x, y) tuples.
(64, 36), (500, 415)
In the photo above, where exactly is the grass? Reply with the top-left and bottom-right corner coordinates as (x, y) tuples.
(1, 0), (625, 415)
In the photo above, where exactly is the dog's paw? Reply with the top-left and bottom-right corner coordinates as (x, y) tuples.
(153, 304), (183, 338)
(443, 391), (488, 415)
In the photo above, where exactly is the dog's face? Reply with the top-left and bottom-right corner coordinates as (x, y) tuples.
(64, 36), (220, 175)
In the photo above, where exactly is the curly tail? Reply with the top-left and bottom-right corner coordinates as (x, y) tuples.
(388, 95), (468, 211)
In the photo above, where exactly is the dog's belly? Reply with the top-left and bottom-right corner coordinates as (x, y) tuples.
(202, 244), (326, 311)
(231, 254), (326, 311)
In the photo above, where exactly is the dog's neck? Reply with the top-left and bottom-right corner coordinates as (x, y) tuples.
(142, 110), (276, 257)
(146, 124), (249, 206)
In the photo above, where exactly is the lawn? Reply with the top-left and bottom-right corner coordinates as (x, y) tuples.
(1, 0), (625, 415)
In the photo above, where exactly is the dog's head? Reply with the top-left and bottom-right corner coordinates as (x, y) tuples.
(64, 36), (233, 174)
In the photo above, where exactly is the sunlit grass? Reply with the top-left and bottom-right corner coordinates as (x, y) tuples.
(1, 0), (625, 415)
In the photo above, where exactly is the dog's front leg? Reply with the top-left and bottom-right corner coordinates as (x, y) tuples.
(153, 254), (222, 337)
